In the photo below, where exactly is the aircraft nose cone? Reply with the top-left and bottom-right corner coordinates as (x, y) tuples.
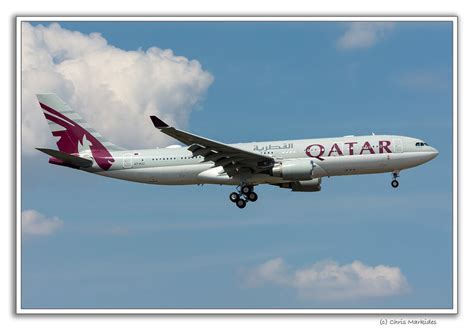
(427, 147), (439, 161)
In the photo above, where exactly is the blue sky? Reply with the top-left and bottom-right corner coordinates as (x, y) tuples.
(21, 21), (453, 309)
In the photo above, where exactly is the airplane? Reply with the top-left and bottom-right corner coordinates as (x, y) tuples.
(35, 94), (439, 209)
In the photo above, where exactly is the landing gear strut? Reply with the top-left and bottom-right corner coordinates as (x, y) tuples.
(229, 184), (258, 209)
(391, 171), (400, 188)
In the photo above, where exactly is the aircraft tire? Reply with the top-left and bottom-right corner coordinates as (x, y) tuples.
(391, 180), (399, 188)
(236, 199), (247, 209)
(247, 192), (258, 202)
(229, 192), (240, 203)
(241, 185), (252, 195)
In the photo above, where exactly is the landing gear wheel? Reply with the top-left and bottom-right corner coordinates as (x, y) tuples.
(391, 171), (400, 188)
(236, 199), (247, 209)
(247, 192), (258, 202)
(241, 185), (252, 195)
(229, 192), (240, 203)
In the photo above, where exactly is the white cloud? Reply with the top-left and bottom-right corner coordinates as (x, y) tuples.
(337, 22), (395, 50)
(21, 22), (214, 155)
(22, 209), (63, 236)
(245, 257), (409, 301)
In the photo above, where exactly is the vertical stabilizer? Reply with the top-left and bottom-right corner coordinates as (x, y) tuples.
(36, 94), (121, 170)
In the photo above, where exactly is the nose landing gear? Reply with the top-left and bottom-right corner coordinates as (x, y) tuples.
(391, 171), (400, 188)
(229, 184), (258, 208)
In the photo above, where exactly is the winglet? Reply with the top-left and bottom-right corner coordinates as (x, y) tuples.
(150, 116), (169, 129)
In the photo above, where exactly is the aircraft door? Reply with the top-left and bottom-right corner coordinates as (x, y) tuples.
(123, 154), (133, 168)
(394, 139), (403, 153)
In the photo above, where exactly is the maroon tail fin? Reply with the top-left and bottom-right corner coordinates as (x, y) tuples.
(36, 94), (121, 170)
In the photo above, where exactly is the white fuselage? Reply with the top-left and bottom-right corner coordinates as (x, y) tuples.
(83, 134), (438, 186)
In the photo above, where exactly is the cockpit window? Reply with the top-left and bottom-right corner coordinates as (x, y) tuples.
(416, 142), (429, 147)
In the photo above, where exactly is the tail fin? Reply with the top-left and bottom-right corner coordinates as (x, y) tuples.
(37, 94), (121, 170)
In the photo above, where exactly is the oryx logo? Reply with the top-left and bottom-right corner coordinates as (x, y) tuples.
(39, 103), (115, 170)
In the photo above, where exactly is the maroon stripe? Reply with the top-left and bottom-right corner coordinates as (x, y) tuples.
(44, 112), (70, 128)
(39, 102), (77, 124)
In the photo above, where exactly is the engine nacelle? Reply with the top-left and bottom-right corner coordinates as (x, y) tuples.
(271, 159), (322, 180)
(278, 178), (322, 192)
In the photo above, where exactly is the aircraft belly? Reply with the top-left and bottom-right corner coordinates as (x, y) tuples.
(197, 167), (287, 185)
(318, 152), (432, 176)
(320, 154), (390, 176)
(98, 164), (213, 185)
(386, 152), (434, 170)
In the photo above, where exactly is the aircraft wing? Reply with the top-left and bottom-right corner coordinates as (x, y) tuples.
(150, 116), (274, 176)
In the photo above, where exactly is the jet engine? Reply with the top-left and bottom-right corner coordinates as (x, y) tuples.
(271, 159), (326, 180)
(278, 178), (322, 192)
(271, 159), (313, 180)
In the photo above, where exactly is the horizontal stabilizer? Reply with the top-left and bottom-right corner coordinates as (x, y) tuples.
(36, 148), (93, 168)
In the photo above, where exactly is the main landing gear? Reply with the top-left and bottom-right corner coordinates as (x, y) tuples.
(229, 184), (258, 209)
(391, 171), (400, 188)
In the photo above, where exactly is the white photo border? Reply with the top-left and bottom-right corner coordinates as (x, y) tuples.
(16, 16), (458, 314)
